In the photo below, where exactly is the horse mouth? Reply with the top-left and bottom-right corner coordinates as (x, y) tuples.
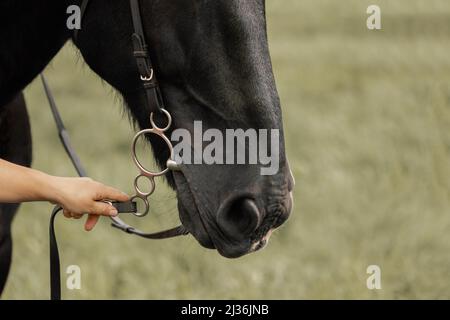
(172, 170), (263, 257)
(172, 171), (216, 250)
(170, 169), (293, 258)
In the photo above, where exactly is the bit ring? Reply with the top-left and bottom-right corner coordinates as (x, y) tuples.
(131, 128), (174, 177)
(150, 108), (172, 132)
(134, 175), (156, 197)
(130, 195), (150, 217)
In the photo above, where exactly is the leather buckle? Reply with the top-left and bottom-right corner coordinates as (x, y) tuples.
(133, 50), (148, 58)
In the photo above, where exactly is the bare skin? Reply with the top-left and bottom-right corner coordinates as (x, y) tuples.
(0, 159), (130, 231)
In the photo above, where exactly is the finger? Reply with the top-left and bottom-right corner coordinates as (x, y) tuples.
(91, 202), (118, 216)
(72, 213), (83, 220)
(63, 209), (72, 219)
(97, 186), (130, 202)
(85, 214), (99, 231)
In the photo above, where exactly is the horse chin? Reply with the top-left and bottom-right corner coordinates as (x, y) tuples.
(172, 171), (216, 250)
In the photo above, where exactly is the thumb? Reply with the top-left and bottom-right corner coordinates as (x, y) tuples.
(91, 201), (118, 216)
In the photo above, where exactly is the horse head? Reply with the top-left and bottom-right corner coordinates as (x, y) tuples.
(74, 0), (294, 258)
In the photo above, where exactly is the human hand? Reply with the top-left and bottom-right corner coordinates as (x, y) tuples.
(51, 177), (130, 231)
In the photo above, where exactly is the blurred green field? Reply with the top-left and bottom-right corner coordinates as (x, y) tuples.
(3, 0), (450, 299)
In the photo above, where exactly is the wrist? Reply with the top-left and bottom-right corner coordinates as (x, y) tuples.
(35, 172), (64, 204)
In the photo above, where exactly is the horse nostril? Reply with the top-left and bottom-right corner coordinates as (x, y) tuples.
(218, 198), (261, 238)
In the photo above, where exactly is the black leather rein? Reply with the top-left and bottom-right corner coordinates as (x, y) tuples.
(45, 0), (188, 300)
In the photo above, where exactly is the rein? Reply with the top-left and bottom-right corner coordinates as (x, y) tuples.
(45, 0), (188, 300)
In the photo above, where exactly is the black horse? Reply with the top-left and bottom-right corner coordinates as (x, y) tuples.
(0, 0), (294, 294)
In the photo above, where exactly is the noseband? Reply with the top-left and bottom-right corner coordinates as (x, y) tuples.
(46, 0), (188, 300)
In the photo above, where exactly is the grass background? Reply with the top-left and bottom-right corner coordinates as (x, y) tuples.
(3, 0), (450, 299)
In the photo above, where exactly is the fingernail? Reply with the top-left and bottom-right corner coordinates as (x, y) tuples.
(110, 208), (118, 216)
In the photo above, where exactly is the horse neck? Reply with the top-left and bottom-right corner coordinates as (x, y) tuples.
(0, 1), (74, 106)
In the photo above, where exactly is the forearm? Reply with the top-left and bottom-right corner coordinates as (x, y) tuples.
(0, 158), (60, 203)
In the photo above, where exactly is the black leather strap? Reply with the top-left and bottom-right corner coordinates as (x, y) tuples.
(49, 202), (136, 300)
(110, 216), (189, 239)
(42, 75), (88, 177)
(49, 207), (62, 300)
(130, 0), (146, 37)
(129, 0), (165, 113)
(73, 0), (90, 43)
(110, 201), (137, 213)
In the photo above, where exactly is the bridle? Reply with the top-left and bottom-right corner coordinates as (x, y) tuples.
(46, 0), (188, 300)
